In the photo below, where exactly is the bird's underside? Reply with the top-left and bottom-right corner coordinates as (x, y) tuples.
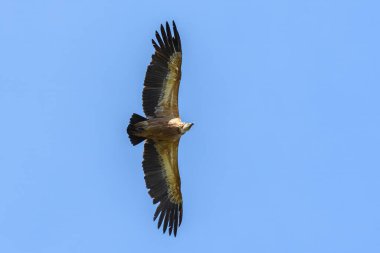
(132, 117), (185, 141)
(126, 21), (193, 237)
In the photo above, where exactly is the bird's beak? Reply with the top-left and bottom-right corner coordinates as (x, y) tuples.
(184, 123), (194, 132)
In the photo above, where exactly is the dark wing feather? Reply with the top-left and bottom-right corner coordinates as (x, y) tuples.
(142, 21), (182, 118)
(142, 140), (183, 237)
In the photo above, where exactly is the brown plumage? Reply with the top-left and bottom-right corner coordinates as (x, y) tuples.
(126, 21), (193, 237)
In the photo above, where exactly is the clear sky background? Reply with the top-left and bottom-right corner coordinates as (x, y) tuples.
(1, 1), (379, 252)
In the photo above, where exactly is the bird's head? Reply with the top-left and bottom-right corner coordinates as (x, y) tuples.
(181, 122), (194, 134)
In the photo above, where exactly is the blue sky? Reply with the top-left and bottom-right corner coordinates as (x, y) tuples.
(1, 0), (379, 252)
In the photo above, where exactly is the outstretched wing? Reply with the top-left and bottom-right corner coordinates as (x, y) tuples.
(142, 21), (182, 118)
(142, 139), (183, 236)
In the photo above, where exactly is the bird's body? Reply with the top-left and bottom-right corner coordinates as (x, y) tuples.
(131, 117), (191, 141)
(126, 21), (192, 237)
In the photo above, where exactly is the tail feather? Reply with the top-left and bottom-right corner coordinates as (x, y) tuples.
(127, 113), (147, 146)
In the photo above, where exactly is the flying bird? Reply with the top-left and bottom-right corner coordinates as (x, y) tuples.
(127, 21), (193, 237)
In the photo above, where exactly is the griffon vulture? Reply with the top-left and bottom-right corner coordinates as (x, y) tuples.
(127, 21), (193, 237)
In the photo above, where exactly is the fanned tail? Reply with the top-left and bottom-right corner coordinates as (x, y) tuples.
(127, 113), (147, 145)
